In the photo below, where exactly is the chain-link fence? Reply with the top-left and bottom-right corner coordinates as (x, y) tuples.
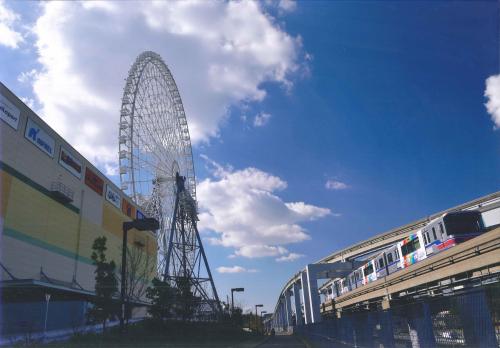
(295, 284), (499, 348)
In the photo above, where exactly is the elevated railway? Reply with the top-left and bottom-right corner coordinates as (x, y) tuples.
(325, 225), (500, 313)
(270, 191), (500, 331)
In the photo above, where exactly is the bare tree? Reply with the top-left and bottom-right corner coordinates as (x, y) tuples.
(117, 240), (156, 322)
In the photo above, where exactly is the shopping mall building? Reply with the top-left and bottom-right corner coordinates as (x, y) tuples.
(0, 82), (157, 336)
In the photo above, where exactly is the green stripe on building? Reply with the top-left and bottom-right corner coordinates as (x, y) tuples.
(3, 227), (93, 265)
(0, 161), (80, 214)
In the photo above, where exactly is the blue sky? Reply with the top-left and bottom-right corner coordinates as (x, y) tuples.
(1, 0), (499, 312)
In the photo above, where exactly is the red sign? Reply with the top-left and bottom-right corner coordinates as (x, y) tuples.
(122, 198), (136, 218)
(85, 167), (104, 195)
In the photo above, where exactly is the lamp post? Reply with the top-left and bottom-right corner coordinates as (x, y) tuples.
(121, 217), (159, 332)
(255, 304), (263, 332)
(260, 311), (267, 334)
(43, 293), (51, 340)
(230, 287), (244, 314)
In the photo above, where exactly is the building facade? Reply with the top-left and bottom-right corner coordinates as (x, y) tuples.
(0, 82), (157, 336)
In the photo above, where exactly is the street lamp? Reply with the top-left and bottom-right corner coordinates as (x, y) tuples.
(43, 293), (51, 340)
(255, 304), (263, 332)
(231, 287), (244, 314)
(260, 311), (267, 334)
(121, 217), (159, 332)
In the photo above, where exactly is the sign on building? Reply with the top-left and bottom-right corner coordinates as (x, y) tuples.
(136, 210), (145, 220)
(122, 198), (136, 218)
(59, 147), (82, 179)
(24, 118), (55, 157)
(105, 184), (121, 209)
(85, 167), (104, 195)
(0, 93), (20, 130)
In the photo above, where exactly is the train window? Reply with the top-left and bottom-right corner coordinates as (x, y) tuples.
(432, 227), (437, 240)
(364, 263), (374, 276)
(423, 233), (428, 244)
(444, 213), (482, 235)
(401, 238), (421, 257)
(387, 253), (393, 263)
(439, 223), (445, 236)
(395, 249), (400, 259)
(379, 258), (384, 268)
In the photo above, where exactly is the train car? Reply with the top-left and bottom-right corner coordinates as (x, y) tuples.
(362, 259), (377, 284)
(374, 245), (401, 278)
(331, 278), (341, 298)
(347, 267), (364, 290)
(339, 277), (349, 295)
(423, 211), (484, 256)
(328, 210), (484, 299)
(397, 230), (427, 269)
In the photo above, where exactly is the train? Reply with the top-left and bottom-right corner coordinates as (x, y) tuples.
(328, 210), (485, 299)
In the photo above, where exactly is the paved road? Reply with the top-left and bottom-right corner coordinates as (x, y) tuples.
(258, 335), (307, 347)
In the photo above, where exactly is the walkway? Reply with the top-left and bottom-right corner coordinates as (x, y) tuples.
(258, 335), (307, 348)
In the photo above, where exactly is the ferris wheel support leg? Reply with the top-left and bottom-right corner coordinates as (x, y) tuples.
(193, 222), (222, 314)
(164, 190), (180, 281)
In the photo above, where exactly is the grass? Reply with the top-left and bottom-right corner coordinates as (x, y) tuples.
(40, 320), (265, 348)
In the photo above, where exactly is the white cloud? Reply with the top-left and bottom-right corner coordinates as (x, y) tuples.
(253, 112), (272, 127)
(216, 266), (258, 274)
(198, 157), (331, 259)
(235, 245), (288, 258)
(20, 97), (35, 109)
(0, 0), (23, 49)
(17, 69), (38, 84)
(278, 0), (297, 13)
(485, 74), (500, 129)
(27, 1), (303, 174)
(276, 252), (304, 262)
(325, 180), (349, 190)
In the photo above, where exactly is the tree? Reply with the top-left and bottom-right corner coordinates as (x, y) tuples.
(124, 244), (155, 302)
(88, 236), (118, 332)
(117, 242), (156, 323)
(146, 277), (175, 321)
(175, 276), (196, 320)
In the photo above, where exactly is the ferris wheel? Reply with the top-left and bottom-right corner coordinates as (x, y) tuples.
(118, 51), (196, 277)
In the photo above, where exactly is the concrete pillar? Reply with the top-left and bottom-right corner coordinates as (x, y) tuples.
(285, 289), (293, 329)
(306, 265), (321, 323)
(293, 282), (303, 326)
(281, 301), (287, 331)
(460, 290), (497, 347)
(300, 271), (312, 324)
(277, 302), (283, 331)
(407, 302), (436, 348)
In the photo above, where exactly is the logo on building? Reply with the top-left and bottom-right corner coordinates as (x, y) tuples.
(0, 93), (20, 130)
(122, 198), (136, 218)
(24, 118), (55, 157)
(85, 167), (104, 196)
(105, 184), (121, 209)
(59, 147), (82, 179)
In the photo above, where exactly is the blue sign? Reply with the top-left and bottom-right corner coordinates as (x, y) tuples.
(24, 118), (55, 157)
(136, 210), (145, 220)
